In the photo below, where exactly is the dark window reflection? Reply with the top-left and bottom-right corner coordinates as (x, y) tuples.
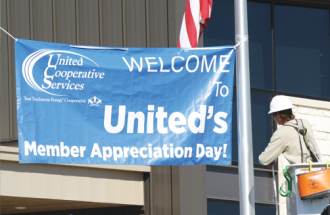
(248, 2), (272, 90)
(207, 200), (239, 215)
(207, 199), (275, 215)
(275, 5), (330, 97)
(232, 91), (273, 163)
(256, 203), (276, 214)
(204, 0), (235, 47)
(204, 0), (272, 90)
(251, 92), (273, 163)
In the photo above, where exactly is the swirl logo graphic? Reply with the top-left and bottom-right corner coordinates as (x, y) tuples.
(22, 49), (99, 96)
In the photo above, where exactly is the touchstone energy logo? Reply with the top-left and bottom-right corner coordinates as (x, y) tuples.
(22, 49), (103, 96)
(88, 96), (102, 106)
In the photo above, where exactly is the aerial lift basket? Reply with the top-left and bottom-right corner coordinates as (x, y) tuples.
(280, 162), (330, 215)
(298, 161), (330, 200)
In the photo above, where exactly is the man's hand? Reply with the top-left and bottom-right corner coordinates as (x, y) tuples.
(267, 161), (275, 169)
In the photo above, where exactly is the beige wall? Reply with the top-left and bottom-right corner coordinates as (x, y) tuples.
(1, 146), (150, 206)
(290, 97), (330, 162)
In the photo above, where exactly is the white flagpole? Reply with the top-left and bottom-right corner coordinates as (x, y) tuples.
(234, 0), (255, 214)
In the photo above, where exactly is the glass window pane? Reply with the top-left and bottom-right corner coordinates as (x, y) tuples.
(232, 91), (273, 163)
(251, 92), (273, 163)
(275, 5), (330, 98)
(207, 200), (276, 215)
(256, 203), (276, 214)
(204, 0), (272, 90)
(207, 200), (239, 215)
(248, 2), (272, 90)
(204, 0), (235, 47)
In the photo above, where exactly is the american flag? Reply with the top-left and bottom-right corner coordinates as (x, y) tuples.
(177, 0), (213, 48)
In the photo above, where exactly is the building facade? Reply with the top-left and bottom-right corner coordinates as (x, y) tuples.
(1, 0), (330, 214)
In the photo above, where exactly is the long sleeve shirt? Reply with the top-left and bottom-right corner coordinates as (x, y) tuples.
(259, 119), (315, 165)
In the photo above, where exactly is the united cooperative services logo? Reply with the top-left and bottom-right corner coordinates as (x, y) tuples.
(22, 49), (103, 96)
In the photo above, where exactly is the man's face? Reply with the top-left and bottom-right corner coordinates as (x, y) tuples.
(272, 112), (281, 125)
(272, 112), (286, 125)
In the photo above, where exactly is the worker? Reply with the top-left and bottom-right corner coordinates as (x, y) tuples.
(259, 95), (321, 168)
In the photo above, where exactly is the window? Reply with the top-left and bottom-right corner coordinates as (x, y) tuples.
(204, 0), (330, 212)
(275, 5), (330, 98)
(205, 0), (330, 163)
(207, 199), (239, 215)
(248, 2), (272, 90)
(207, 199), (276, 215)
(204, 0), (235, 47)
(204, 0), (272, 90)
(232, 91), (273, 163)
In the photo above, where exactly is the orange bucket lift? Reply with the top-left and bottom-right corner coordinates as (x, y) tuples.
(280, 162), (330, 215)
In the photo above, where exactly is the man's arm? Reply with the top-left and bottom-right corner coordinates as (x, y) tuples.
(266, 161), (275, 169)
(259, 130), (286, 166)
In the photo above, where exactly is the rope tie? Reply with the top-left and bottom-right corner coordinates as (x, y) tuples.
(235, 35), (249, 49)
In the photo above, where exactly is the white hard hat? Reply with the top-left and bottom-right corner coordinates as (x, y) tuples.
(268, 95), (296, 114)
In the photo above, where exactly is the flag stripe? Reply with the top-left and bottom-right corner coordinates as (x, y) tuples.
(185, 0), (198, 47)
(189, 0), (201, 42)
(178, 0), (213, 48)
(200, 0), (209, 20)
(178, 16), (191, 48)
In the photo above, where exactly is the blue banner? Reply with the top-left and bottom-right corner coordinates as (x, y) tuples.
(15, 39), (235, 165)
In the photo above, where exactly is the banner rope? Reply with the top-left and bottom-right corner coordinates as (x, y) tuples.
(70, 45), (128, 50)
(1, 26), (240, 50)
(235, 35), (249, 49)
(0, 27), (17, 41)
(181, 46), (236, 51)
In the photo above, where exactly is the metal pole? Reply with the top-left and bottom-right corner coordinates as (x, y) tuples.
(234, 0), (255, 215)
